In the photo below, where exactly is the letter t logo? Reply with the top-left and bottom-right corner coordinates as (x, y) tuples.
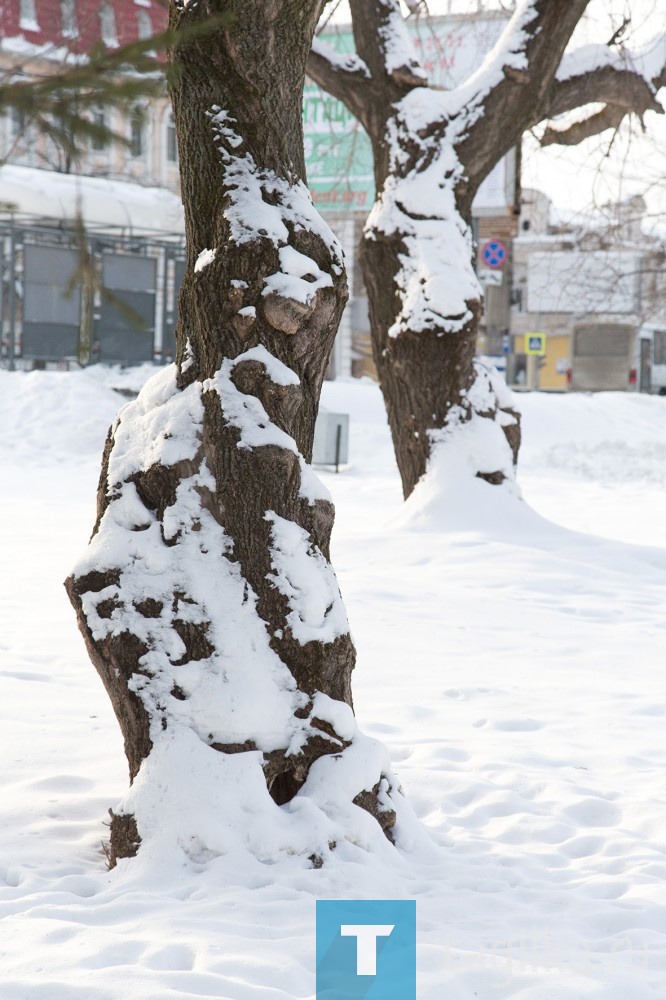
(316, 900), (416, 1000)
(340, 924), (394, 975)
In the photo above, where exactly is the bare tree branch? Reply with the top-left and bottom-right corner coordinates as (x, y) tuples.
(540, 103), (628, 147)
(307, 0), (428, 152)
(546, 65), (662, 120)
(608, 15), (631, 48)
(537, 46), (665, 147)
(457, 0), (591, 193)
(306, 37), (374, 128)
(348, 0), (426, 92)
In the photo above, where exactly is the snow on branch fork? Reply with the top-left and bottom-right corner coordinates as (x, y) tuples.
(66, 0), (401, 870)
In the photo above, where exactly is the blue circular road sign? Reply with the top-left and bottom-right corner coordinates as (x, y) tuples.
(481, 239), (508, 269)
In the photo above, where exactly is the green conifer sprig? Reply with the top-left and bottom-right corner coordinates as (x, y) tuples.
(0, 14), (231, 165)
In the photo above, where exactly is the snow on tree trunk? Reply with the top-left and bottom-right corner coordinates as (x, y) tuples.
(362, 89), (521, 499)
(65, 0), (399, 869)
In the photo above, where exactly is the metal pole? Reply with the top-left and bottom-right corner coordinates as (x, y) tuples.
(78, 235), (95, 366)
(150, 243), (164, 363)
(335, 423), (341, 474)
(8, 219), (16, 372)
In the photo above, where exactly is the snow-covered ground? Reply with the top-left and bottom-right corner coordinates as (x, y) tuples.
(1, 366), (664, 999)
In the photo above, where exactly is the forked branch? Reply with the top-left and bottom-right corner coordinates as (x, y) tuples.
(307, 37), (374, 127)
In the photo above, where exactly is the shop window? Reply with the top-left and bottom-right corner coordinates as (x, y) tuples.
(165, 113), (178, 163)
(129, 109), (145, 158)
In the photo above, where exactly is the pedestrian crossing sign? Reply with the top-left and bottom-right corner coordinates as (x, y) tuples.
(525, 333), (546, 355)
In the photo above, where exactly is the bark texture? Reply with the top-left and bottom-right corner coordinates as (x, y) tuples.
(66, 0), (395, 867)
(362, 231), (481, 497)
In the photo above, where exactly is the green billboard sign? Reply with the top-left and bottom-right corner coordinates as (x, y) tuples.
(304, 14), (510, 216)
(304, 27), (374, 215)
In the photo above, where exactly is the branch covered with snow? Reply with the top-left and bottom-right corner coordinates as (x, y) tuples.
(307, 37), (373, 127)
(372, 0), (427, 87)
(538, 40), (666, 147)
(453, 0), (591, 186)
(310, 36), (370, 82)
(348, 0), (426, 90)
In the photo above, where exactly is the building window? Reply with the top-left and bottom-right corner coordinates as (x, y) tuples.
(100, 3), (118, 46)
(61, 0), (78, 37)
(137, 11), (152, 40)
(19, 0), (39, 30)
(91, 110), (107, 151)
(11, 106), (26, 138)
(129, 109), (145, 158)
(654, 330), (666, 366)
(165, 113), (178, 163)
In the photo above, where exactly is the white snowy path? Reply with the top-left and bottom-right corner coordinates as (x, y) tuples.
(1, 368), (665, 999)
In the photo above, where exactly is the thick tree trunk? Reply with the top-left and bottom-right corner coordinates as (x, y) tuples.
(361, 110), (521, 500)
(66, 0), (397, 867)
(361, 218), (481, 499)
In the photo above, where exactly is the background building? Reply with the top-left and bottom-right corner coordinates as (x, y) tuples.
(0, 0), (178, 190)
(3, 4), (664, 389)
(510, 190), (666, 393)
(1, 1), (186, 368)
(2, 5), (520, 377)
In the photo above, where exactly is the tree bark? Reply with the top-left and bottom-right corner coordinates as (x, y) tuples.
(66, 0), (397, 867)
(360, 124), (520, 498)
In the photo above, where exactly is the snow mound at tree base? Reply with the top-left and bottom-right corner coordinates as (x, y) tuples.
(113, 724), (432, 877)
(392, 387), (528, 537)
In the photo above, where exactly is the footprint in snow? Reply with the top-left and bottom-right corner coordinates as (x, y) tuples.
(564, 798), (622, 828)
(492, 718), (544, 732)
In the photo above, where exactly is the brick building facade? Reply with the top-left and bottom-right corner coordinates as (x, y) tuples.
(1, 0), (178, 191)
(1, 0), (167, 55)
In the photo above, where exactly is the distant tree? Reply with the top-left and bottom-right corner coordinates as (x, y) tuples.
(308, 0), (666, 498)
(66, 0), (398, 867)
